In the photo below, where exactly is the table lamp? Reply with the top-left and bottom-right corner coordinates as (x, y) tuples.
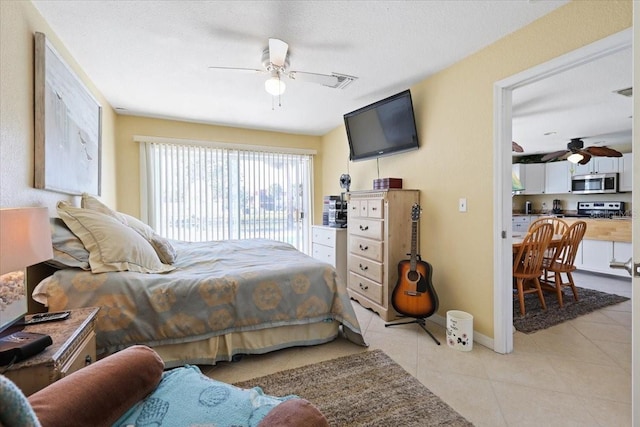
(0, 207), (54, 365)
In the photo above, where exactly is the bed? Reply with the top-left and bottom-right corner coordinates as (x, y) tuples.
(32, 196), (366, 368)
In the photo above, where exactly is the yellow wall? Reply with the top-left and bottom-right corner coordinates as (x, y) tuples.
(114, 115), (322, 216)
(0, 1), (117, 212)
(320, 0), (632, 338)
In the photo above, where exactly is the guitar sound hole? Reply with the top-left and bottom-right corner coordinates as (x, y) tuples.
(407, 271), (419, 281)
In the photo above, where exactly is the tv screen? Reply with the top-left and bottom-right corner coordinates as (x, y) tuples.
(344, 90), (419, 162)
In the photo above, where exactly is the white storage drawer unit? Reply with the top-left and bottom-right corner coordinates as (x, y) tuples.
(311, 225), (347, 285)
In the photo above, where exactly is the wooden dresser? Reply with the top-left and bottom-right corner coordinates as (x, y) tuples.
(346, 189), (419, 321)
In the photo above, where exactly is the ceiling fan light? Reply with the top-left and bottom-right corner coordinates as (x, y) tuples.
(567, 152), (584, 164)
(265, 76), (286, 96)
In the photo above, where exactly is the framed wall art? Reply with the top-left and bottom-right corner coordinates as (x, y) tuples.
(34, 31), (102, 196)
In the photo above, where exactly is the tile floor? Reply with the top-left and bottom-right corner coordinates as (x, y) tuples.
(205, 271), (632, 426)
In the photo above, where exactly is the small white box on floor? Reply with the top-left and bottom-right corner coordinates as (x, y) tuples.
(446, 310), (473, 351)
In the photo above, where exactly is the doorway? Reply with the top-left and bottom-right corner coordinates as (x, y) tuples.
(492, 28), (632, 354)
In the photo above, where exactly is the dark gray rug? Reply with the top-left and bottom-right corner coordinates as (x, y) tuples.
(513, 286), (629, 333)
(234, 349), (473, 427)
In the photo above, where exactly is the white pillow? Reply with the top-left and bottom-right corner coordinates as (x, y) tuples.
(81, 194), (177, 264)
(57, 202), (174, 274)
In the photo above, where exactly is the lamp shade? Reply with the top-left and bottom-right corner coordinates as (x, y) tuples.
(567, 153), (584, 164)
(0, 207), (53, 275)
(265, 76), (286, 96)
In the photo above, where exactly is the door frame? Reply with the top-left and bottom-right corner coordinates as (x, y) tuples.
(492, 28), (632, 354)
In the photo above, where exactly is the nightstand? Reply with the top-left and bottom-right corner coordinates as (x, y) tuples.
(3, 307), (99, 396)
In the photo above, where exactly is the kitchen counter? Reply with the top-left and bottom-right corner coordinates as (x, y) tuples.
(561, 217), (631, 242)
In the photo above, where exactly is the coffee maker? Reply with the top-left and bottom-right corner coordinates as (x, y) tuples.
(552, 199), (562, 214)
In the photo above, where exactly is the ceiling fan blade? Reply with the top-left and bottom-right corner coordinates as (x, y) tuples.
(269, 38), (289, 67)
(584, 146), (623, 157)
(288, 71), (357, 89)
(288, 71), (339, 86)
(208, 66), (265, 74)
(540, 150), (568, 162)
(511, 141), (524, 153)
(578, 151), (592, 165)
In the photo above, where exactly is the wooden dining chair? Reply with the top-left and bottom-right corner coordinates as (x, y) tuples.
(529, 216), (568, 235)
(541, 220), (587, 307)
(513, 222), (554, 316)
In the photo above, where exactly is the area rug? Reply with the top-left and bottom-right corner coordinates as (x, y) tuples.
(513, 286), (629, 333)
(234, 349), (472, 427)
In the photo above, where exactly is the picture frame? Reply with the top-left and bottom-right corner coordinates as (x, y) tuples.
(34, 31), (102, 196)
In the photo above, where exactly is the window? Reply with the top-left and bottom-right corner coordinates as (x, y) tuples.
(138, 137), (314, 253)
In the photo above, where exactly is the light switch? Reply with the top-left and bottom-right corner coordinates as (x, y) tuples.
(459, 198), (467, 213)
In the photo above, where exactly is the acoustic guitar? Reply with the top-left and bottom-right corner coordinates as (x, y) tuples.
(391, 203), (439, 319)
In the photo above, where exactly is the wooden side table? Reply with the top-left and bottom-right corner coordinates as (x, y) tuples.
(3, 307), (99, 396)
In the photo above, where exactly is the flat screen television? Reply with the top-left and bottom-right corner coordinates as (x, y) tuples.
(344, 89), (419, 162)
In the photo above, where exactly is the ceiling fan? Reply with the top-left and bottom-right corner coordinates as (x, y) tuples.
(209, 38), (357, 97)
(540, 138), (622, 165)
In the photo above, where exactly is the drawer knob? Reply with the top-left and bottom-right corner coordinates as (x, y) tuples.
(359, 225), (369, 231)
(359, 264), (368, 271)
(359, 244), (369, 251)
(85, 355), (93, 366)
(359, 283), (368, 291)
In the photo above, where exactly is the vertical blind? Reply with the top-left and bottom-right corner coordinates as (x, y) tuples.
(139, 138), (313, 252)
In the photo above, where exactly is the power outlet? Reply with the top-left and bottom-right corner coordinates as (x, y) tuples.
(459, 198), (467, 213)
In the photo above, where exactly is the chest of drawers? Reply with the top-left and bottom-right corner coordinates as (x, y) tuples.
(311, 225), (347, 285)
(346, 189), (419, 321)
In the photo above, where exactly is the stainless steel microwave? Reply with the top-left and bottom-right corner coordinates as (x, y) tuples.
(571, 173), (618, 194)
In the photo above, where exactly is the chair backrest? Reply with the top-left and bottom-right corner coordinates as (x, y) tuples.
(529, 217), (568, 235)
(513, 222), (554, 277)
(552, 220), (587, 269)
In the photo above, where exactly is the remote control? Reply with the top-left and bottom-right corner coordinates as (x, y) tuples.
(24, 311), (71, 325)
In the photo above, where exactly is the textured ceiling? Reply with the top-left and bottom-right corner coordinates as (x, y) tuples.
(32, 0), (572, 138)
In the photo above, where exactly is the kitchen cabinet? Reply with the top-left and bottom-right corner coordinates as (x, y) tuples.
(619, 152), (632, 192)
(512, 216), (531, 233)
(512, 163), (545, 195)
(573, 157), (619, 175)
(346, 189), (419, 321)
(577, 239), (631, 278)
(544, 160), (572, 194)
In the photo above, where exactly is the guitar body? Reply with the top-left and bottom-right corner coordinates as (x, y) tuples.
(392, 259), (439, 318)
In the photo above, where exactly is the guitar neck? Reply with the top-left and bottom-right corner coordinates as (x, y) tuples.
(409, 221), (418, 271)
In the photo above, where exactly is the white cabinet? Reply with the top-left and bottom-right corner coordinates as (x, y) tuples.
(574, 157), (619, 175)
(544, 160), (572, 194)
(577, 239), (631, 278)
(311, 226), (347, 285)
(512, 163), (545, 195)
(619, 153), (632, 192)
(512, 216), (531, 233)
(347, 189), (419, 321)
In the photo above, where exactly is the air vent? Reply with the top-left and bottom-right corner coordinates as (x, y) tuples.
(614, 87), (633, 97)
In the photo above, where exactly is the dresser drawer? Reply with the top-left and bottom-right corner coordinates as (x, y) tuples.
(349, 236), (383, 262)
(349, 218), (383, 240)
(365, 199), (384, 218)
(349, 200), (361, 217)
(60, 332), (96, 378)
(348, 272), (383, 304)
(349, 254), (383, 282)
(312, 227), (337, 248)
(312, 243), (336, 265)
